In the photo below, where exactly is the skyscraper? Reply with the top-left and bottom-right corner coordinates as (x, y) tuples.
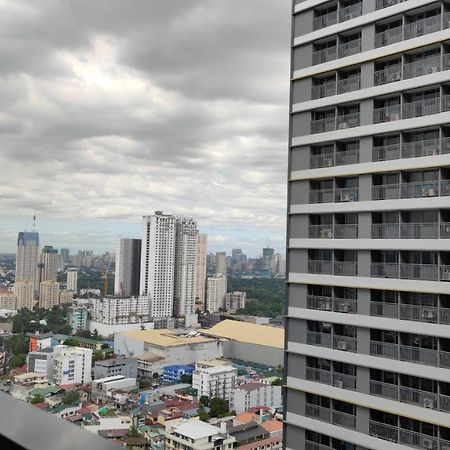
(215, 252), (227, 276)
(173, 217), (198, 318)
(262, 247), (275, 273)
(14, 280), (34, 310)
(39, 280), (60, 309)
(140, 212), (176, 319)
(195, 234), (208, 310)
(285, 1), (450, 448)
(66, 267), (78, 292)
(114, 238), (142, 297)
(60, 248), (70, 264)
(206, 274), (227, 313)
(41, 246), (59, 282)
(15, 231), (40, 295)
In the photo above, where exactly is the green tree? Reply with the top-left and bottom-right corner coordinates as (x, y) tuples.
(92, 350), (106, 363)
(271, 377), (283, 386)
(62, 390), (81, 404)
(127, 425), (140, 438)
(209, 397), (229, 418)
(9, 335), (29, 355)
(198, 404), (209, 422)
(30, 394), (44, 404)
(138, 378), (151, 389)
(9, 354), (27, 369)
(180, 374), (192, 384)
(63, 338), (79, 347)
(199, 395), (209, 407)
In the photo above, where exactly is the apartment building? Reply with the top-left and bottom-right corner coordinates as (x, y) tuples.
(192, 363), (237, 401)
(286, 0), (450, 449)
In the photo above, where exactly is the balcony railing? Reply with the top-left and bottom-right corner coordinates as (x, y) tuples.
(313, 11), (338, 31)
(339, 3), (362, 22)
(312, 46), (337, 65)
(335, 187), (359, 202)
(372, 180), (450, 200)
(307, 331), (332, 347)
(370, 341), (450, 368)
(374, 65), (402, 86)
(305, 441), (333, 450)
(309, 149), (359, 168)
(402, 96), (441, 119)
(310, 152), (334, 169)
(308, 259), (357, 276)
(306, 331), (357, 352)
(306, 404), (356, 429)
(404, 15), (441, 40)
(375, 25), (403, 48)
(305, 367), (356, 390)
(308, 260), (333, 274)
(403, 55), (441, 79)
(400, 263), (438, 281)
(307, 295), (357, 313)
(309, 189), (334, 203)
(375, 0), (403, 10)
(373, 104), (401, 124)
(402, 138), (440, 158)
(334, 261), (357, 276)
(370, 380), (399, 400)
(372, 143), (401, 161)
(371, 262), (450, 282)
(312, 80), (337, 100)
(371, 223), (400, 239)
(337, 74), (360, 94)
(335, 149), (359, 166)
(338, 39), (361, 58)
(334, 223), (358, 238)
(371, 262), (399, 278)
(370, 301), (398, 318)
(336, 111), (359, 129)
(311, 116), (336, 134)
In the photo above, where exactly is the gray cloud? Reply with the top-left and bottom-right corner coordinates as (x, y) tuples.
(0, 0), (289, 254)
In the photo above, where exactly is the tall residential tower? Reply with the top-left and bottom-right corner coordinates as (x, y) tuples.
(15, 231), (40, 296)
(114, 238), (142, 297)
(285, 0), (450, 449)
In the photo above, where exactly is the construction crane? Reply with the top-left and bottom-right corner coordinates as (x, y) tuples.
(101, 257), (111, 297)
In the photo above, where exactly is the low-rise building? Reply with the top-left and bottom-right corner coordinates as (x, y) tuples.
(91, 375), (138, 404)
(192, 363), (237, 401)
(232, 382), (282, 414)
(224, 291), (246, 313)
(27, 332), (54, 352)
(68, 305), (88, 334)
(52, 345), (92, 385)
(165, 419), (235, 450)
(27, 347), (54, 378)
(162, 365), (194, 384)
(93, 356), (138, 379)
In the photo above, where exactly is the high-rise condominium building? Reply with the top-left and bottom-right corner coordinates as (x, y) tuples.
(41, 246), (58, 282)
(285, 1), (450, 449)
(173, 217), (198, 318)
(14, 280), (34, 310)
(66, 267), (78, 292)
(206, 274), (227, 313)
(15, 231), (39, 294)
(39, 280), (60, 309)
(114, 238), (142, 297)
(195, 234), (208, 309)
(215, 252), (227, 276)
(60, 248), (70, 264)
(140, 212), (177, 318)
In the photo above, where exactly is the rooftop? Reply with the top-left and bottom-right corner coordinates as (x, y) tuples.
(237, 382), (267, 392)
(261, 420), (283, 434)
(173, 420), (222, 440)
(117, 329), (213, 347)
(202, 320), (284, 349)
(195, 364), (236, 375)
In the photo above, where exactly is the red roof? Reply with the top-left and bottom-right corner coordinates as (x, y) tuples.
(261, 420), (283, 433)
(238, 435), (283, 450)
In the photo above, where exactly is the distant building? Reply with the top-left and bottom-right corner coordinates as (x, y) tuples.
(66, 267), (78, 292)
(14, 280), (34, 310)
(93, 357), (138, 379)
(262, 248), (275, 273)
(215, 252), (227, 277)
(39, 280), (60, 309)
(60, 248), (69, 264)
(27, 332), (53, 352)
(52, 345), (92, 385)
(165, 419), (236, 450)
(192, 363), (237, 401)
(206, 274), (227, 313)
(40, 246), (59, 282)
(15, 231), (40, 296)
(68, 305), (88, 334)
(195, 234), (207, 310)
(224, 291), (246, 313)
(231, 382), (282, 414)
(59, 289), (73, 305)
(162, 365), (194, 384)
(0, 292), (17, 310)
(114, 238), (141, 297)
(90, 296), (151, 325)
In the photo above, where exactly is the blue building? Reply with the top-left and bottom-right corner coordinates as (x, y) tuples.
(162, 365), (194, 384)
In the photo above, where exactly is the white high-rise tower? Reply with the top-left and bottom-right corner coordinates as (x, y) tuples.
(15, 231), (40, 297)
(140, 212), (176, 318)
(195, 234), (208, 310)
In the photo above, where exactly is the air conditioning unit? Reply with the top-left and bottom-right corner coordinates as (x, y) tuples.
(322, 300), (333, 311)
(337, 340), (347, 350)
(333, 379), (344, 388)
(341, 192), (353, 202)
(426, 66), (439, 74)
(422, 187), (436, 197)
(337, 302), (350, 313)
(422, 438), (434, 449)
(441, 270), (450, 281)
(388, 70), (401, 82)
(422, 309), (436, 320)
(388, 112), (400, 121)
(338, 121), (349, 129)
(345, 14), (353, 21)
(320, 229), (334, 238)
(423, 398), (434, 408)
(323, 157), (334, 167)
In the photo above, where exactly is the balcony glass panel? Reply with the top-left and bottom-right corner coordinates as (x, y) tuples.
(338, 39), (361, 58)
(400, 223), (438, 239)
(339, 3), (362, 22)
(401, 139), (440, 158)
(404, 15), (441, 39)
(403, 55), (441, 79)
(372, 143), (400, 161)
(402, 97), (440, 119)
(312, 46), (337, 65)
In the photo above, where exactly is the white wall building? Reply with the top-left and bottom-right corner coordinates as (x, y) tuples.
(0, 292), (17, 310)
(165, 419), (235, 450)
(15, 231), (39, 296)
(192, 363), (237, 401)
(231, 382), (282, 414)
(206, 274), (227, 313)
(140, 212), (176, 318)
(66, 267), (78, 292)
(114, 238), (141, 297)
(224, 291), (246, 313)
(90, 296), (151, 325)
(173, 217), (198, 318)
(195, 234), (207, 309)
(215, 252), (227, 277)
(39, 280), (60, 309)
(14, 281), (34, 310)
(52, 345), (92, 385)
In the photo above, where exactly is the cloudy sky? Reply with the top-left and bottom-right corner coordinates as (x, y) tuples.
(0, 0), (290, 256)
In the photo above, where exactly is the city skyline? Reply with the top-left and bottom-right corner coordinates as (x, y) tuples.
(0, 0), (290, 258)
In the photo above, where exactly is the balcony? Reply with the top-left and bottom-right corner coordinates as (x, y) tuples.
(374, 65), (402, 86)
(334, 223), (358, 238)
(401, 222), (439, 239)
(371, 302), (450, 324)
(402, 138), (440, 158)
(339, 3), (362, 22)
(375, 25), (403, 47)
(337, 74), (360, 94)
(370, 341), (450, 368)
(312, 46), (337, 65)
(313, 11), (338, 31)
(307, 294), (357, 313)
(371, 262), (399, 278)
(305, 441), (334, 450)
(402, 97), (441, 119)
(338, 39), (361, 58)
(305, 367), (356, 390)
(372, 143), (401, 161)
(371, 262), (450, 282)
(376, 0), (403, 10)
(400, 263), (438, 281)
(335, 187), (359, 202)
(404, 15), (441, 40)
(371, 223), (400, 239)
(370, 380), (399, 400)
(373, 104), (401, 124)
(306, 331), (357, 352)
(305, 404), (356, 429)
(311, 116), (336, 134)
(312, 80), (337, 100)
(403, 55), (441, 79)
(334, 260), (357, 276)
(370, 301), (399, 318)
(308, 259), (357, 275)
(309, 189), (334, 203)
(372, 180), (450, 200)
(309, 149), (359, 168)
(336, 111), (359, 129)
(335, 149), (359, 166)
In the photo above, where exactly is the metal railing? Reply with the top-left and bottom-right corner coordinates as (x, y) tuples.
(334, 223), (358, 238)
(370, 380), (399, 400)
(333, 335), (357, 352)
(370, 340), (399, 359)
(372, 180), (450, 201)
(311, 116), (336, 134)
(402, 96), (441, 119)
(369, 420), (398, 442)
(402, 138), (440, 158)
(336, 111), (359, 129)
(400, 222), (439, 239)
(375, 25), (403, 48)
(373, 104), (401, 123)
(308, 260), (333, 274)
(371, 223), (400, 239)
(376, 0), (403, 10)
(310, 152), (334, 168)
(371, 262), (399, 278)
(370, 301), (398, 318)
(335, 149), (359, 166)
(372, 143), (400, 161)
(400, 263), (438, 281)
(332, 371), (357, 390)
(334, 261), (357, 276)
(306, 331), (332, 347)
(338, 39), (361, 58)
(339, 3), (362, 22)
(305, 404), (356, 429)
(308, 225), (334, 238)
(312, 80), (337, 100)
(305, 442), (332, 450)
(306, 331), (357, 352)
(309, 188), (334, 203)
(313, 11), (338, 31)
(307, 295), (357, 313)
(312, 46), (337, 65)
(305, 367), (356, 390)
(401, 181), (439, 198)
(399, 304), (438, 322)
(306, 367), (332, 385)
(404, 14), (441, 40)
(374, 65), (402, 85)
(335, 187), (359, 202)
(403, 55), (441, 79)
(400, 385), (438, 409)
(337, 74), (360, 94)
